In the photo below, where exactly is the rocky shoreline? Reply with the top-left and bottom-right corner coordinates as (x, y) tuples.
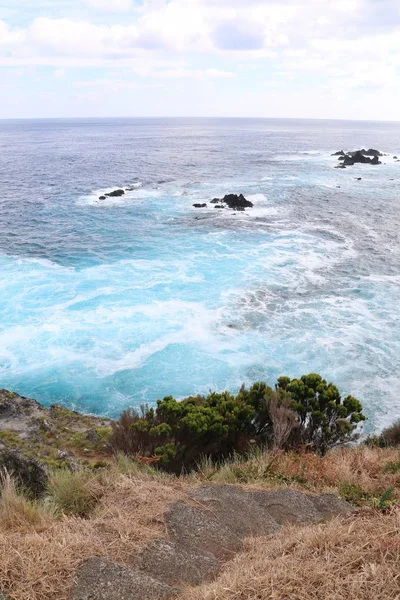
(0, 389), (113, 496)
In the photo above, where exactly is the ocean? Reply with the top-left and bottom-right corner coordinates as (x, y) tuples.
(0, 117), (399, 431)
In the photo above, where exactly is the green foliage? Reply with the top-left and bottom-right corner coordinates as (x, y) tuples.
(110, 374), (365, 473)
(277, 373), (365, 454)
(373, 487), (396, 511)
(383, 461), (400, 475)
(339, 482), (370, 505)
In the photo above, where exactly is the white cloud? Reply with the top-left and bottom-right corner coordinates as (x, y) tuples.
(86, 0), (133, 11)
(1, 0), (400, 118)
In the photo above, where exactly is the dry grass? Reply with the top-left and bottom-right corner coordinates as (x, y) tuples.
(179, 509), (400, 600)
(0, 471), (55, 532)
(2, 447), (400, 599)
(0, 465), (187, 600)
(195, 446), (400, 503)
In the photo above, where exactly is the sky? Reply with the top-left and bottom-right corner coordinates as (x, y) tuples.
(1, 0), (400, 119)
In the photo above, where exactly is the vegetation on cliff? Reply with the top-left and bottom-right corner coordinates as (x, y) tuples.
(110, 373), (365, 472)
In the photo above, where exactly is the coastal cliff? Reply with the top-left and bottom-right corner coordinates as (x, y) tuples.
(0, 389), (399, 600)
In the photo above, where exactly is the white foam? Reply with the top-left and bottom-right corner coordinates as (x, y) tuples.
(76, 184), (163, 207)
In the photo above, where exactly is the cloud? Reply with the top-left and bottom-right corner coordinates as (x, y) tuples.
(85, 0), (133, 11)
(211, 21), (266, 50)
(1, 0), (400, 119)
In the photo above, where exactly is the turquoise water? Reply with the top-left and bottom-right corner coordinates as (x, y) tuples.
(1, 118), (400, 430)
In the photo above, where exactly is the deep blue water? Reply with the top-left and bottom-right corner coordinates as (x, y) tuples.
(1, 117), (400, 431)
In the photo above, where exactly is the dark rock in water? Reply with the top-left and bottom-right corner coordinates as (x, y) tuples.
(343, 151), (370, 165)
(214, 205), (224, 209)
(210, 194), (253, 210)
(332, 150), (345, 156)
(334, 149), (383, 167)
(99, 196), (106, 200)
(221, 193), (253, 209)
(105, 189), (125, 198)
(364, 148), (383, 157)
(336, 185), (341, 188)
(356, 177), (362, 181)
(193, 203), (207, 208)
(335, 164), (346, 169)
(0, 449), (48, 498)
(393, 156), (398, 159)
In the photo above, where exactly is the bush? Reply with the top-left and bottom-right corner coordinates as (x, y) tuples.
(277, 374), (365, 454)
(110, 374), (365, 473)
(380, 420), (400, 447)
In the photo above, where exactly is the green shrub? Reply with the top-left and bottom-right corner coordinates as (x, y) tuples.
(277, 373), (365, 454)
(110, 374), (365, 473)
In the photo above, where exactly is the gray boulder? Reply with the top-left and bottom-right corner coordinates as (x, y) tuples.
(71, 558), (174, 600)
(0, 449), (48, 498)
(165, 500), (242, 560)
(138, 539), (220, 587)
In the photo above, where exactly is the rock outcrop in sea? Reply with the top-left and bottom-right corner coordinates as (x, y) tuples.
(99, 189), (125, 200)
(210, 194), (253, 210)
(333, 149), (383, 168)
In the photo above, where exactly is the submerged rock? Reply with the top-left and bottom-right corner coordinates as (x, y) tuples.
(98, 196), (106, 200)
(193, 203), (207, 208)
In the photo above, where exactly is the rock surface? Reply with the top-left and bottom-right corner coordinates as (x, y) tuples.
(0, 449), (48, 498)
(70, 484), (353, 599)
(193, 203), (207, 208)
(138, 539), (220, 586)
(0, 389), (112, 470)
(105, 189), (125, 198)
(71, 558), (174, 600)
(211, 194), (253, 210)
(333, 149), (383, 167)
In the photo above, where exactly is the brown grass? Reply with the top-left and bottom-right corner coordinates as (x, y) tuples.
(1, 447), (400, 599)
(195, 446), (400, 502)
(179, 509), (400, 600)
(0, 467), (187, 600)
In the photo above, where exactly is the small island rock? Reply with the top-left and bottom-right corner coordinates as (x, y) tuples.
(105, 189), (125, 198)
